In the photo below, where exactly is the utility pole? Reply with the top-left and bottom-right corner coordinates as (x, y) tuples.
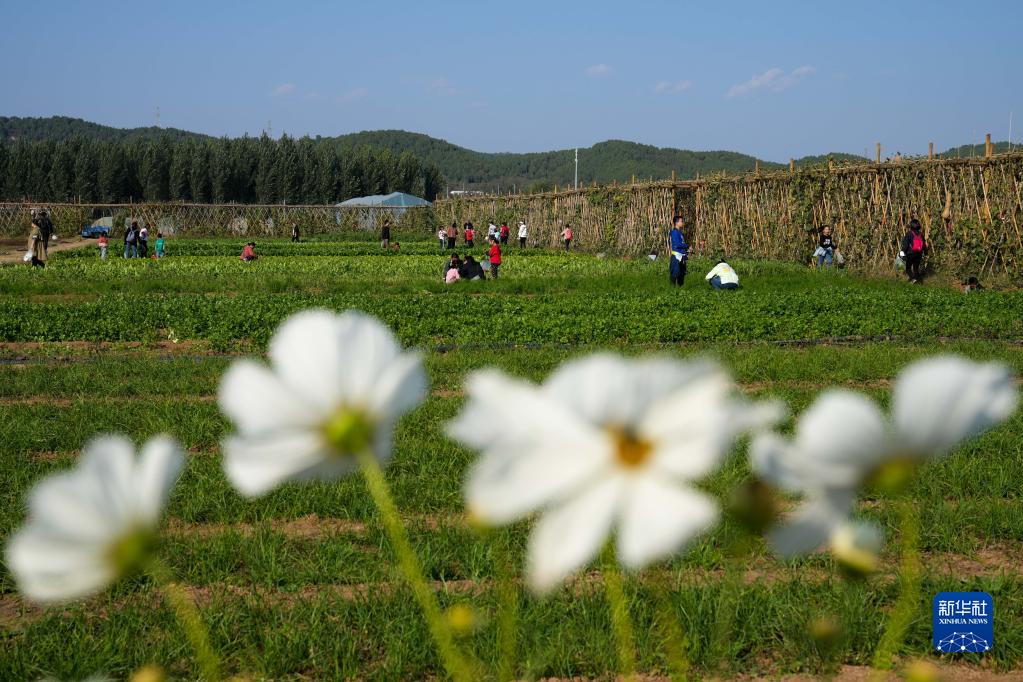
(1010, 112), (1014, 152)
(574, 148), (579, 189)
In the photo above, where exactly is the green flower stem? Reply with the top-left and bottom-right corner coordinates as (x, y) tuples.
(146, 557), (221, 681)
(494, 532), (519, 682)
(652, 572), (692, 682)
(601, 546), (637, 680)
(710, 545), (744, 668)
(355, 449), (474, 682)
(871, 497), (921, 674)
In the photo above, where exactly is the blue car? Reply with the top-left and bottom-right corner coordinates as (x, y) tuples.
(81, 224), (110, 239)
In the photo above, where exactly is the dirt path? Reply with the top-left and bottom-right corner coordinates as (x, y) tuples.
(0, 236), (91, 264)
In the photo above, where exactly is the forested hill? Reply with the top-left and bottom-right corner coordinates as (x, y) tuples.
(9, 116), (1007, 194)
(0, 116), (205, 144)
(330, 131), (867, 191)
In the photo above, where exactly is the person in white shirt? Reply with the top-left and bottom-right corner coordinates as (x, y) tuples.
(705, 259), (739, 290)
(517, 221), (528, 248)
(487, 223), (498, 241)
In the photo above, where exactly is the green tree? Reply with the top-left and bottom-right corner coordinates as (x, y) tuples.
(169, 142), (192, 200)
(47, 140), (76, 201)
(98, 143), (130, 202)
(254, 134), (278, 204)
(189, 141), (211, 203)
(73, 140), (98, 201)
(277, 134), (301, 203)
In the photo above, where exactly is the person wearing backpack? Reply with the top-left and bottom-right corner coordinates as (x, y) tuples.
(561, 224), (573, 251)
(124, 222), (139, 259)
(499, 222), (510, 245)
(899, 218), (926, 283)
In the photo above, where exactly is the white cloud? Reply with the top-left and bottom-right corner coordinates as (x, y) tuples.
(584, 64), (611, 77)
(271, 83), (295, 97)
(339, 87), (368, 102)
(429, 77), (457, 95)
(727, 66), (814, 98)
(654, 80), (693, 94)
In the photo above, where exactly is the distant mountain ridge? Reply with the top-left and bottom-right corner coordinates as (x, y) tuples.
(4, 115), (1009, 192)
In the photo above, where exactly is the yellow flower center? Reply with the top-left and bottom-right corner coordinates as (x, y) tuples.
(610, 428), (653, 469)
(108, 527), (156, 576)
(324, 407), (375, 456)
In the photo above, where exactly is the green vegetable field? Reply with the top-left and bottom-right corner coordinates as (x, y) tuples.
(1, 234), (1021, 681)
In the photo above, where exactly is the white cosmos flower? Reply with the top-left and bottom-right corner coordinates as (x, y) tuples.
(449, 353), (783, 593)
(752, 355), (1018, 556)
(219, 310), (427, 497)
(6, 435), (184, 603)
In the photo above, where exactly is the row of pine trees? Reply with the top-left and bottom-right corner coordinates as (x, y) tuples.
(0, 134), (444, 204)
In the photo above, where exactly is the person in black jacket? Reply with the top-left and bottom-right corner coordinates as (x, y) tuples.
(900, 219), (926, 283)
(459, 255), (485, 280)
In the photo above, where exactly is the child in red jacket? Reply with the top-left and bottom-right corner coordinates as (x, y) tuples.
(488, 236), (502, 279)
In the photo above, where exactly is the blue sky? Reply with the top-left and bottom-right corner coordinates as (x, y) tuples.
(2, 0), (1021, 161)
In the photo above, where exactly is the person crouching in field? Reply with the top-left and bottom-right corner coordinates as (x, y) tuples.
(900, 218), (926, 283)
(460, 254), (485, 280)
(667, 215), (689, 286)
(27, 219), (46, 268)
(444, 253), (462, 280)
(705, 259), (739, 290)
(155, 232), (166, 258)
(488, 236), (502, 279)
(240, 242), (258, 262)
(97, 233), (109, 260)
(814, 225), (837, 268)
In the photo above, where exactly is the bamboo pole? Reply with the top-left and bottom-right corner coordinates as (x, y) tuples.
(789, 159), (795, 172)
(928, 142), (934, 160)
(986, 133), (993, 157)
(876, 143), (882, 164)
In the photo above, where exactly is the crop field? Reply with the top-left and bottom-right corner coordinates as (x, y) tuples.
(1, 232), (1022, 681)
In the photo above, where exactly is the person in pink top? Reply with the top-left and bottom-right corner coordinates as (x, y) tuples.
(561, 224), (573, 251)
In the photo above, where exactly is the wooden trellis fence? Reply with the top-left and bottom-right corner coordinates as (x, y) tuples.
(434, 153), (1023, 278)
(0, 202), (433, 240)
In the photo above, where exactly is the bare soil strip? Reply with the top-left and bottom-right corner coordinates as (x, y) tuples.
(0, 236), (90, 264)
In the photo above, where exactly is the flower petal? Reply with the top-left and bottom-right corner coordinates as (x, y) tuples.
(219, 359), (322, 435)
(616, 475), (718, 569)
(527, 475), (624, 594)
(641, 370), (735, 480)
(768, 489), (855, 557)
(544, 354), (718, 428)
(6, 529), (114, 602)
(892, 356), (1019, 458)
(132, 435), (185, 526)
(451, 370), (610, 524)
(367, 350), (427, 421)
(754, 390), (889, 493)
(269, 310), (396, 413)
(223, 430), (337, 497)
(27, 436), (137, 541)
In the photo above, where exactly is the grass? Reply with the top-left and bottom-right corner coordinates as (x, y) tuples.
(1, 235), (1021, 680)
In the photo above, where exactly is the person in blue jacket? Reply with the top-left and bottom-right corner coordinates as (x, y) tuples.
(667, 215), (689, 286)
